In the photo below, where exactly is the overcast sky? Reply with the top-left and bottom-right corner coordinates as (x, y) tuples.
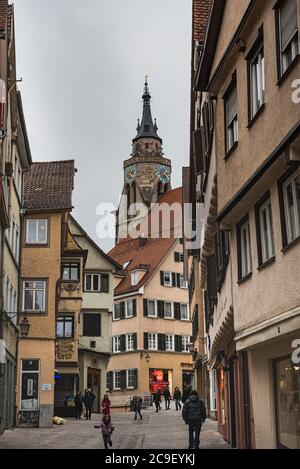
(14, 0), (192, 251)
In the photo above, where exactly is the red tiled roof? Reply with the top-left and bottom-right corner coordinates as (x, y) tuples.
(108, 187), (183, 296)
(23, 160), (75, 212)
(193, 0), (212, 43)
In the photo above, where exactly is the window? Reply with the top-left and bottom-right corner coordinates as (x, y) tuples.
(282, 170), (300, 245)
(237, 218), (252, 280)
(249, 41), (265, 119)
(56, 316), (73, 338)
(126, 334), (135, 351)
(83, 313), (101, 337)
(277, 0), (299, 76)
(127, 369), (136, 389)
(26, 219), (48, 245)
(148, 333), (158, 351)
(256, 196), (275, 265)
(131, 271), (139, 286)
(62, 263), (79, 282)
(21, 360), (39, 411)
(180, 304), (189, 321)
(182, 336), (190, 353)
(163, 271), (172, 287)
(15, 227), (19, 262)
(174, 252), (184, 263)
(126, 300), (134, 318)
(148, 300), (157, 318)
(84, 273), (109, 292)
(113, 336), (121, 354)
(179, 274), (188, 289)
(23, 280), (46, 312)
(114, 303), (121, 320)
(165, 335), (174, 352)
(224, 79), (238, 153)
(113, 371), (121, 390)
(164, 302), (173, 319)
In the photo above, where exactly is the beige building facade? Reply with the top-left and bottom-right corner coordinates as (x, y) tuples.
(189, 0), (300, 449)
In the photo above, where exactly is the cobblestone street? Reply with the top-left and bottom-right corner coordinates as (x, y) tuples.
(0, 405), (230, 450)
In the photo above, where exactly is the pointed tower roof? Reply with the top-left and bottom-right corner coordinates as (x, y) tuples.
(133, 78), (162, 143)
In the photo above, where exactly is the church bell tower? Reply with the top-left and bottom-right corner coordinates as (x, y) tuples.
(116, 79), (172, 242)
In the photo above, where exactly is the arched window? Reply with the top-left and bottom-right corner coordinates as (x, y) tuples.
(157, 182), (163, 198)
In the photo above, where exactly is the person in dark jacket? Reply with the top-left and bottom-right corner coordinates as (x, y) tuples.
(163, 386), (171, 410)
(182, 384), (192, 404)
(133, 397), (143, 420)
(83, 388), (95, 420)
(74, 391), (83, 420)
(182, 390), (206, 449)
(173, 387), (182, 411)
(153, 389), (162, 412)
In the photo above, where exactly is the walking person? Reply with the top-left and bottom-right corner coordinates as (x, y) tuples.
(95, 414), (114, 449)
(163, 386), (171, 410)
(133, 397), (143, 420)
(74, 391), (83, 420)
(173, 387), (182, 411)
(84, 388), (95, 420)
(182, 390), (206, 449)
(153, 389), (162, 413)
(102, 394), (111, 416)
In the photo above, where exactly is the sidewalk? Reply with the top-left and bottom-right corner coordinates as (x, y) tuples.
(0, 406), (230, 449)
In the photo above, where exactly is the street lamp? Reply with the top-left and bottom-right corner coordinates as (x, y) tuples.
(145, 353), (151, 363)
(188, 337), (207, 354)
(0, 311), (30, 337)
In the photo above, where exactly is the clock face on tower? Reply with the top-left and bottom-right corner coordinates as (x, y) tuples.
(156, 164), (171, 184)
(124, 164), (137, 184)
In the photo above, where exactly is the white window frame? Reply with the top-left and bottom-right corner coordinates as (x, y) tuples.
(113, 371), (121, 390)
(22, 280), (46, 313)
(163, 271), (172, 287)
(148, 333), (158, 351)
(26, 219), (48, 245)
(84, 273), (101, 292)
(250, 45), (265, 118)
(131, 271), (139, 286)
(239, 219), (252, 279)
(164, 301), (174, 320)
(283, 169), (300, 244)
(182, 336), (190, 353)
(258, 198), (275, 264)
(126, 333), (134, 352)
(126, 369), (135, 389)
(225, 84), (238, 153)
(165, 334), (175, 352)
(126, 299), (134, 318)
(147, 299), (157, 318)
(279, 0), (299, 75)
(179, 274), (188, 289)
(180, 304), (189, 321)
(113, 336), (121, 354)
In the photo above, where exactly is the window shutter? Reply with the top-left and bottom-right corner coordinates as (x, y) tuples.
(160, 271), (164, 286)
(120, 370), (127, 390)
(143, 299), (148, 317)
(158, 334), (166, 352)
(172, 273), (176, 287)
(157, 301), (164, 318)
(112, 337), (114, 353)
(114, 303), (120, 320)
(174, 252), (180, 263)
(176, 273), (181, 288)
(0, 79), (6, 129)
(100, 274), (109, 293)
(144, 332), (149, 350)
(174, 303), (181, 321)
(133, 299), (137, 317)
(133, 333), (137, 350)
(120, 302), (126, 319)
(175, 335), (182, 352)
(120, 335), (126, 352)
(280, 0), (298, 50)
(193, 128), (206, 175)
(108, 372), (113, 391)
(133, 369), (138, 389)
(226, 86), (237, 125)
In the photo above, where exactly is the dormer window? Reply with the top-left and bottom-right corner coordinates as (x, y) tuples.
(131, 271), (139, 286)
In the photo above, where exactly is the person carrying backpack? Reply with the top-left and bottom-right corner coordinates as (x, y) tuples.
(182, 390), (206, 449)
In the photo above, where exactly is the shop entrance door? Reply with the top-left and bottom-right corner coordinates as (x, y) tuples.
(228, 358), (237, 448)
(87, 368), (100, 413)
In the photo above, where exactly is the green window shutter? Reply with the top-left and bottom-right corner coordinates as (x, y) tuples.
(133, 369), (138, 389)
(108, 372), (113, 391)
(144, 332), (149, 350)
(175, 335), (182, 352)
(160, 271), (164, 286)
(158, 334), (166, 352)
(120, 370), (127, 390)
(174, 252), (180, 262)
(120, 334), (126, 352)
(172, 273), (176, 287)
(133, 333), (138, 350)
(133, 299), (137, 316)
(143, 299), (148, 317)
(174, 303), (181, 321)
(120, 302), (126, 319)
(101, 274), (109, 292)
(157, 301), (164, 318)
